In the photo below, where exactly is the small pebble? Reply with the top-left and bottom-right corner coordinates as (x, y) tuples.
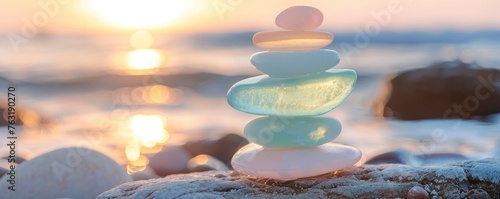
(214, 174), (226, 178)
(408, 186), (430, 199)
(365, 150), (413, 165)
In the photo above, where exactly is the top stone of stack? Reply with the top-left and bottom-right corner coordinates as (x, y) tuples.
(275, 6), (324, 31)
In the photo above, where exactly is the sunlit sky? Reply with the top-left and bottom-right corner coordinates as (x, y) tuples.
(1, 0), (499, 34)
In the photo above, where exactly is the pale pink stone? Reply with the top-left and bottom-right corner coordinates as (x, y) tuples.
(276, 6), (324, 31)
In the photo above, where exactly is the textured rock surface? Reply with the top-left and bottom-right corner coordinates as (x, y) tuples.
(99, 158), (499, 199)
(380, 60), (500, 120)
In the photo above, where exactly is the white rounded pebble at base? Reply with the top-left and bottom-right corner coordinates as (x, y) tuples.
(231, 143), (361, 180)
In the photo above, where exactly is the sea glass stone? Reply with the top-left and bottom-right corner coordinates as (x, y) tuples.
(231, 143), (361, 180)
(275, 6), (323, 31)
(251, 49), (340, 78)
(244, 116), (341, 147)
(226, 70), (357, 116)
(253, 31), (333, 51)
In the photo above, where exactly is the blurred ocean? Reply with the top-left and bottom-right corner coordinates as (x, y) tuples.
(1, 30), (500, 170)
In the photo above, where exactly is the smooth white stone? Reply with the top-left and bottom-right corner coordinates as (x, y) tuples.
(0, 147), (132, 199)
(231, 143), (361, 180)
(276, 6), (323, 31)
(251, 50), (340, 77)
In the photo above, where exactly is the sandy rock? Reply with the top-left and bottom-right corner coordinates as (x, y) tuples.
(99, 158), (499, 199)
(0, 147), (131, 199)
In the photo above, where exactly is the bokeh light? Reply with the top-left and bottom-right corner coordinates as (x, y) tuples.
(112, 85), (181, 105)
(125, 144), (141, 161)
(128, 115), (169, 146)
(19, 110), (41, 128)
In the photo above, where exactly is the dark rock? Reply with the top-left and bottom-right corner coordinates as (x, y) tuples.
(182, 134), (248, 168)
(365, 150), (468, 166)
(2, 155), (27, 164)
(407, 186), (429, 199)
(379, 60), (500, 120)
(0, 167), (8, 178)
(365, 150), (413, 165)
(148, 146), (191, 177)
(99, 158), (500, 199)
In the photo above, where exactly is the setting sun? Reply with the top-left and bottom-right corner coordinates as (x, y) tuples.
(87, 0), (196, 28)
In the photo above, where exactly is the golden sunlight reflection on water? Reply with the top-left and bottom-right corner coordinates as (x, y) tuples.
(112, 85), (182, 105)
(125, 114), (169, 173)
(111, 31), (173, 75)
(127, 49), (165, 70)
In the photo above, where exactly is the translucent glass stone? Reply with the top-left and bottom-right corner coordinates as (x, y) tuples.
(231, 143), (361, 180)
(226, 70), (357, 116)
(252, 31), (333, 51)
(251, 49), (340, 78)
(244, 116), (341, 147)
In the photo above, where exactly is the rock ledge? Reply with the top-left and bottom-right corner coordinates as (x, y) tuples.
(99, 158), (499, 199)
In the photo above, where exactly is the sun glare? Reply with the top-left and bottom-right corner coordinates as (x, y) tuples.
(126, 49), (164, 70)
(87, 0), (195, 28)
(128, 114), (169, 147)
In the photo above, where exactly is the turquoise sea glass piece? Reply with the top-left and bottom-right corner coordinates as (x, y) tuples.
(244, 116), (341, 147)
(251, 49), (340, 78)
(227, 70), (357, 116)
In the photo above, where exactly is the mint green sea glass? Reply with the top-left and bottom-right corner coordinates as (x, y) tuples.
(227, 70), (357, 116)
(244, 116), (341, 147)
(251, 49), (340, 78)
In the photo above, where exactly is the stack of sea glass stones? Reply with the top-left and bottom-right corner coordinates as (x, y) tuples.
(227, 6), (361, 180)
